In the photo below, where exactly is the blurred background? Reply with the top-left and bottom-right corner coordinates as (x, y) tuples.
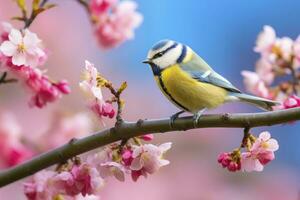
(1, 0), (300, 199)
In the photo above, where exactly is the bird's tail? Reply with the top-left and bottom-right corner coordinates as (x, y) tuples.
(230, 93), (280, 111)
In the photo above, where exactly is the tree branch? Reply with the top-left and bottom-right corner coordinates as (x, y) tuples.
(0, 108), (300, 187)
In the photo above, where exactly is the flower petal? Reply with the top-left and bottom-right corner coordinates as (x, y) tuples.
(23, 29), (41, 48)
(159, 142), (172, 152)
(12, 52), (26, 66)
(267, 138), (279, 151)
(9, 29), (22, 45)
(259, 131), (271, 141)
(130, 157), (143, 170)
(0, 41), (17, 56)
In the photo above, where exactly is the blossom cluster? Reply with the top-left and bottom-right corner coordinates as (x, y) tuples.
(242, 25), (300, 109)
(22, 60), (171, 199)
(89, 0), (143, 48)
(24, 137), (171, 199)
(0, 111), (33, 168)
(0, 22), (70, 108)
(218, 131), (279, 172)
(79, 60), (116, 122)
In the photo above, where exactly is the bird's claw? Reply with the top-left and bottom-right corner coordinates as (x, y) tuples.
(169, 111), (184, 128)
(193, 108), (207, 128)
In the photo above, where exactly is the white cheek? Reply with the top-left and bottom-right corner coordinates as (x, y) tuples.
(153, 45), (182, 68)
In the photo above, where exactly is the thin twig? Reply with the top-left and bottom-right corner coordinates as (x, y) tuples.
(0, 108), (300, 187)
(24, 0), (50, 28)
(0, 72), (17, 85)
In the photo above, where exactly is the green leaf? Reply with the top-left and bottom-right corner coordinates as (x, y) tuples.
(16, 0), (27, 12)
(118, 81), (127, 94)
(33, 4), (56, 16)
(32, 0), (40, 11)
(11, 16), (26, 21)
(43, 3), (56, 10)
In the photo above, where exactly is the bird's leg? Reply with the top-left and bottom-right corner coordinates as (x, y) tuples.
(193, 108), (207, 128)
(169, 110), (185, 128)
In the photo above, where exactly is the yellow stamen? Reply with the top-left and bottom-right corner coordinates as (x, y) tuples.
(261, 142), (269, 149)
(17, 43), (26, 53)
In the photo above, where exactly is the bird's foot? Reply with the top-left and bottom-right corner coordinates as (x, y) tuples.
(169, 111), (185, 128)
(193, 108), (207, 128)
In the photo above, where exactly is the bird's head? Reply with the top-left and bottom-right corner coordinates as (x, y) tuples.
(143, 40), (190, 70)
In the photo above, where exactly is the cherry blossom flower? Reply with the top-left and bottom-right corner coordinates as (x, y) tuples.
(80, 61), (115, 120)
(241, 131), (279, 172)
(0, 111), (33, 168)
(90, 101), (115, 119)
(87, 148), (125, 181)
(254, 25), (276, 55)
(54, 163), (104, 197)
(275, 37), (293, 61)
(130, 143), (172, 181)
(18, 66), (71, 108)
(241, 70), (272, 99)
(255, 58), (274, 85)
(293, 36), (300, 69)
(24, 170), (58, 200)
(278, 95), (300, 109)
(0, 28), (45, 67)
(217, 152), (241, 172)
(100, 161), (126, 181)
(121, 148), (133, 166)
(90, 0), (117, 15)
(94, 0), (143, 48)
(79, 60), (102, 100)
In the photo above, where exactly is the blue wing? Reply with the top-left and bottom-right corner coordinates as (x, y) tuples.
(181, 54), (241, 93)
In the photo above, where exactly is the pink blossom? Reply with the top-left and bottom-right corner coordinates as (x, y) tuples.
(241, 131), (279, 172)
(130, 143), (171, 181)
(54, 80), (72, 94)
(0, 112), (33, 168)
(80, 60), (115, 119)
(4, 144), (33, 167)
(241, 70), (272, 99)
(100, 161), (126, 181)
(24, 170), (58, 200)
(254, 25), (276, 55)
(139, 134), (154, 141)
(217, 152), (241, 172)
(54, 164), (104, 197)
(0, 28), (45, 67)
(278, 95), (300, 109)
(11, 66), (71, 108)
(87, 149), (125, 181)
(121, 148), (133, 166)
(90, 101), (115, 119)
(275, 37), (293, 61)
(255, 58), (274, 85)
(79, 60), (102, 100)
(89, 0), (117, 15)
(94, 0), (143, 48)
(293, 36), (300, 69)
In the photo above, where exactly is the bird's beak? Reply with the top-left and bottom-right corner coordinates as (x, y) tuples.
(142, 59), (151, 64)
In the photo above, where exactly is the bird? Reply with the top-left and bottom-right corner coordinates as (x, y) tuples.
(142, 39), (279, 127)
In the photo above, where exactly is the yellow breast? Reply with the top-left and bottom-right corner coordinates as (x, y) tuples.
(156, 65), (228, 113)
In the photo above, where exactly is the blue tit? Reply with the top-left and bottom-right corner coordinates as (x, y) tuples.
(142, 39), (279, 126)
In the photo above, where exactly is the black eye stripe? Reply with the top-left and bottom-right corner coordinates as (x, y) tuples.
(152, 43), (178, 59)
